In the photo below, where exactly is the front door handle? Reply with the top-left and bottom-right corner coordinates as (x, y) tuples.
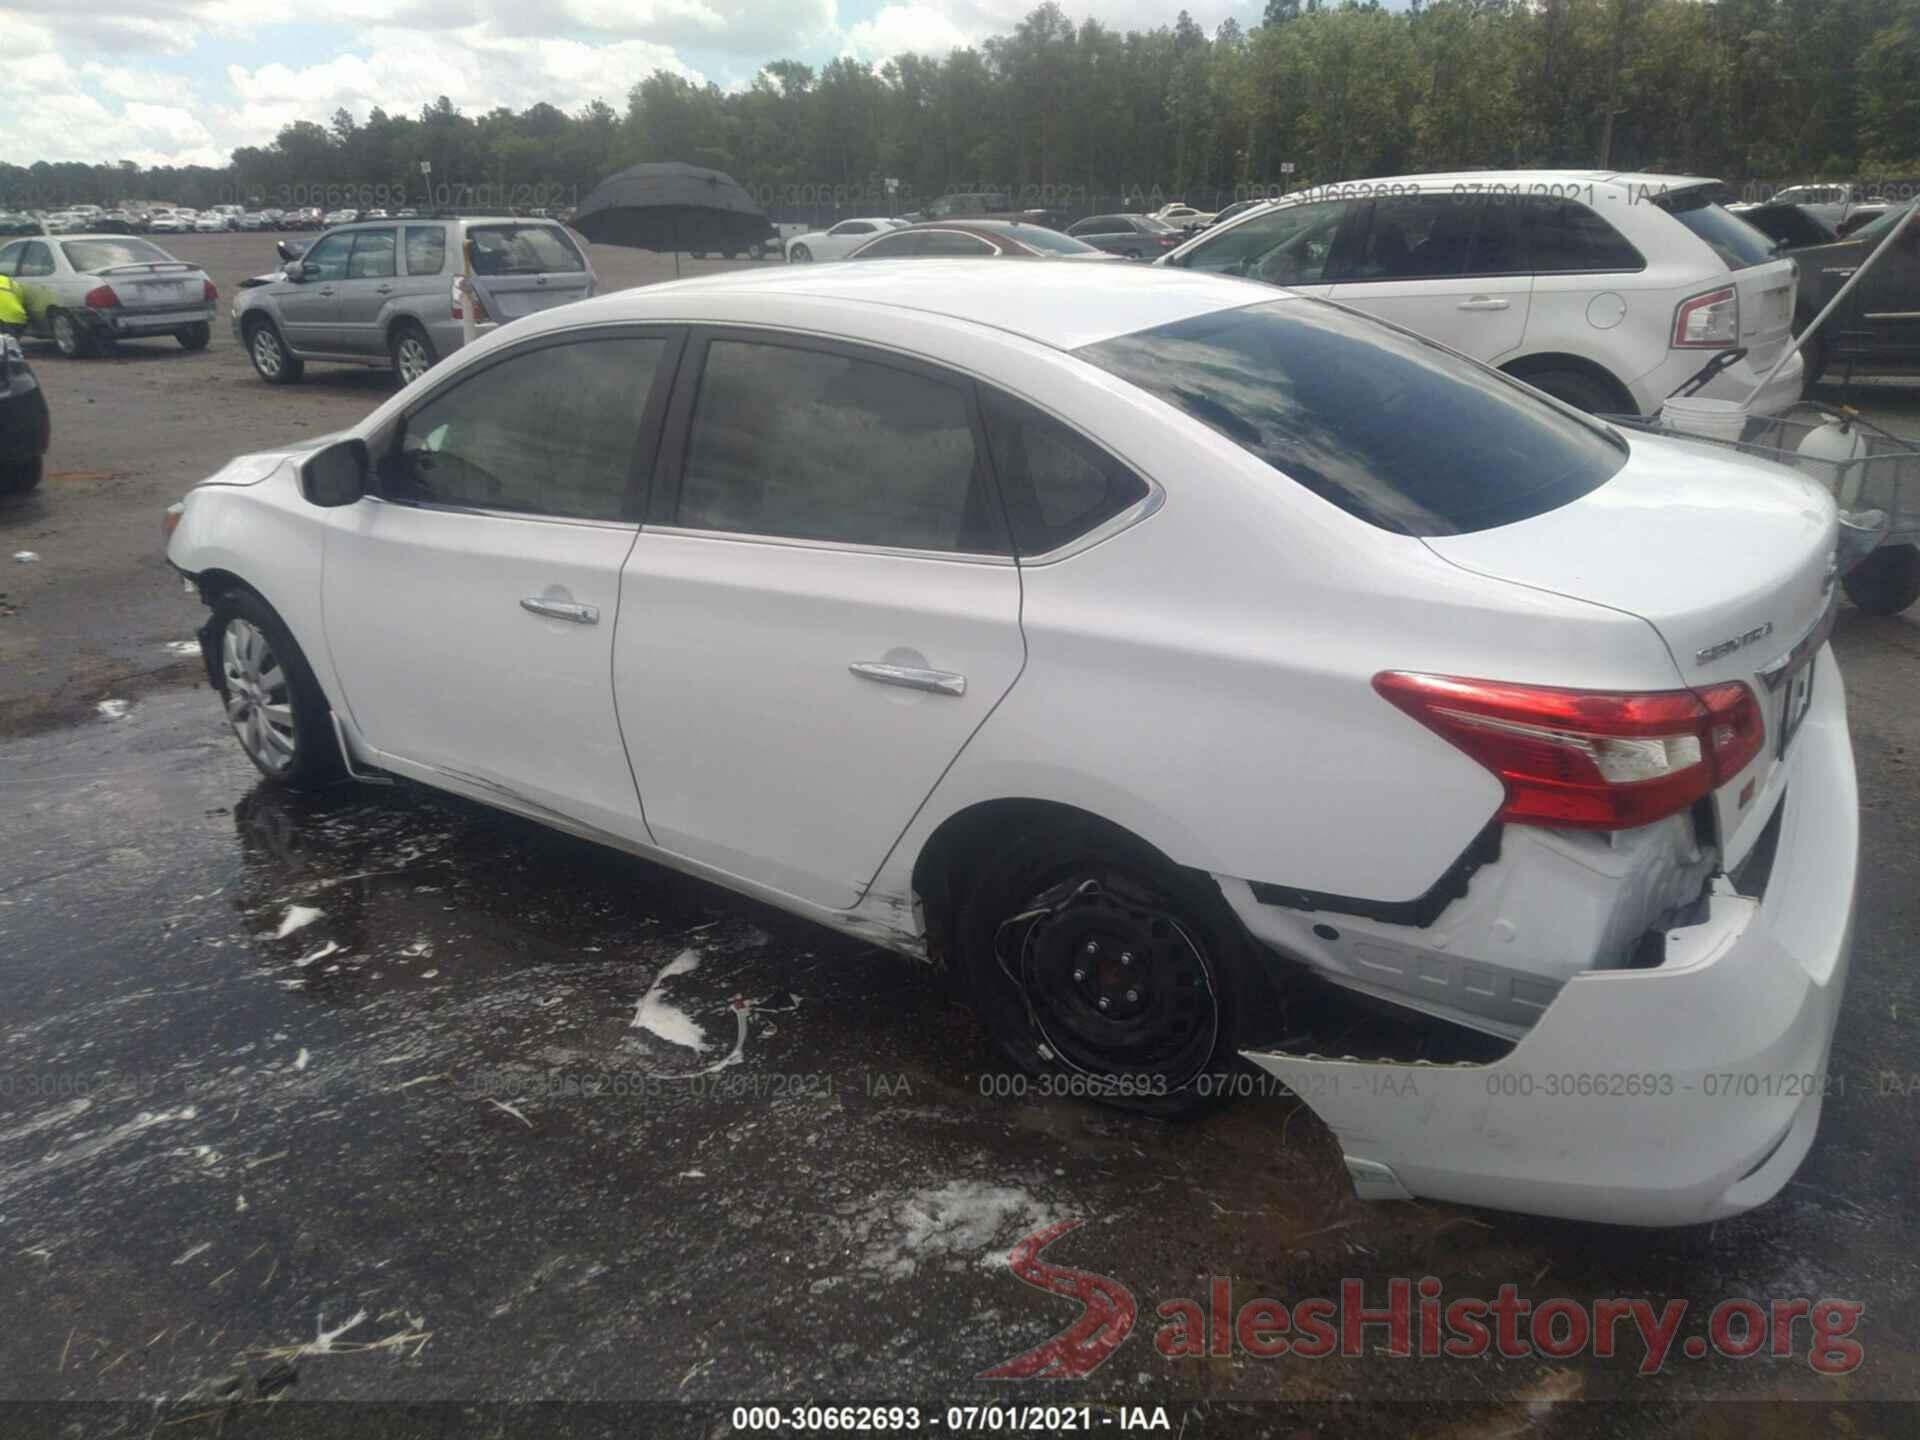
(376, 284), (393, 294)
(316, 286), (335, 296)
(1457, 296), (1510, 311)
(520, 597), (599, 625)
(849, 661), (966, 697)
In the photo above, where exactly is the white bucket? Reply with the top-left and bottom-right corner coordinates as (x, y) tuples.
(1660, 395), (1749, 443)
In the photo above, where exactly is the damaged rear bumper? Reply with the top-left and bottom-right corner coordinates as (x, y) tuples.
(1238, 644), (1857, 1226)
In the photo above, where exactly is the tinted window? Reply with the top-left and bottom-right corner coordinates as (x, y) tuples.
(18, 242), (54, 277)
(1467, 199), (1526, 274)
(1009, 226), (1100, 254)
(302, 232), (353, 282)
(62, 238), (171, 271)
(1171, 199), (1352, 285)
(851, 232), (923, 259)
(678, 339), (1006, 554)
(1077, 299), (1627, 537)
(919, 230), (995, 256)
(348, 228), (397, 279)
(830, 221), (874, 236)
(1349, 195), (1473, 279)
(1655, 189), (1774, 270)
(467, 223), (586, 276)
(387, 336), (666, 521)
(1071, 216), (1125, 236)
(1519, 199), (1646, 272)
(1840, 199), (1915, 245)
(0, 242), (24, 275)
(981, 390), (1149, 554)
(404, 224), (448, 275)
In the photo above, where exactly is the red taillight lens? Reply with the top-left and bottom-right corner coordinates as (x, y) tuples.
(1671, 285), (1738, 348)
(1373, 672), (1764, 831)
(203, 279), (219, 302)
(449, 277), (463, 319)
(83, 284), (120, 309)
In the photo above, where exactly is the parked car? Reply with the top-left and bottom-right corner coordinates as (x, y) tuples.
(322, 208), (358, 227)
(847, 218), (1117, 261)
(148, 210), (191, 234)
(688, 220), (779, 261)
(0, 332), (49, 495)
(1161, 169), (1805, 416)
(1777, 199), (1920, 393)
(1730, 201), (1840, 252)
(193, 213), (230, 233)
(1207, 197), (1270, 229)
(166, 260), (1856, 1227)
(1154, 202), (1216, 231)
(232, 214), (597, 386)
(0, 233), (216, 357)
(291, 208), (324, 230)
(784, 217), (907, 263)
(1065, 212), (1185, 258)
(897, 191), (1065, 229)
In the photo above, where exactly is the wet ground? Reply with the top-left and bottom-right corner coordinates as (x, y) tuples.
(3, 237), (1920, 1433)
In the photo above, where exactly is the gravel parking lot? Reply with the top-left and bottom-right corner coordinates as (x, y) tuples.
(3, 232), (1919, 1433)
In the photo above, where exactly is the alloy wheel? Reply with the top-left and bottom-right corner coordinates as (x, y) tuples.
(52, 313), (81, 357)
(396, 335), (430, 384)
(222, 619), (297, 774)
(251, 328), (283, 378)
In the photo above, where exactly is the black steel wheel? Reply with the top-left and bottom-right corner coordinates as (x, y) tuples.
(959, 816), (1247, 1117)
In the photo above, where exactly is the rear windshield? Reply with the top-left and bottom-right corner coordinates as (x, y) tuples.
(62, 238), (174, 271)
(1843, 199), (1916, 245)
(1076, 299), (1627, 537)
(1010, 226), (1099, 254)
(466, 223), (586, 276)
(1656, 188), (1776, 270)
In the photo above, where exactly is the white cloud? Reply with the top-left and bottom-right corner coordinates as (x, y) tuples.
(842, 4), (975, 62)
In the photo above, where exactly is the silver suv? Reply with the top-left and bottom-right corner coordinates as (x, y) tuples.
(231, 215), (597, 386)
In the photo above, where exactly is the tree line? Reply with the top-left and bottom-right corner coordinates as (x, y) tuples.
(4, 0), (1917, 218)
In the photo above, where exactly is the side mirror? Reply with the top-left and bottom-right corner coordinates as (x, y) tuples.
(276, 240), (306, 264)
(300, 438), (368, 508)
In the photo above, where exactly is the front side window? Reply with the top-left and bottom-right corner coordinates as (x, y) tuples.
(348, 228), (397, 280)
(386, 336), (668, 521)
(1519, 199), (1646, 273)
(1347, 195), (1474, 280)
(1069, 216), (1121, 237)
(1006, 226), (1099, 255)
(1077, 299), (1626, 537)
(981, 390), (1150, 555)
(829, 221), (873, 237)
(677, 338), (1006, 554)
(17, 243), (54, 277)
(1170, 199), (1353, 286)
(404, 225), (448, 276)
(301, 232), (353, 283)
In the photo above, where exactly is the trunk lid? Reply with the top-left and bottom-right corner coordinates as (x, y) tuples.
(1423, 429), (1838, 855)
(1730, 256), (1799, 375)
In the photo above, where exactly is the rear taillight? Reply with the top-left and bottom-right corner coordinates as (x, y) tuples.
(1672, 285), (1738, 348)
(203, 279), (219, 302)
(450, 277), (463, 319)
(1374, 672), (1765, 831)
(83, 284), (120, 309)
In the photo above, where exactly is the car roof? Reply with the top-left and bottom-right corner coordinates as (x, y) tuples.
(1239, 169), (1720, 201)
(525, 257), (1282, 350)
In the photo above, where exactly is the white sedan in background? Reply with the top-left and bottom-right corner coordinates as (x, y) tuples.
(784, 216), (907, 263)
(162, 261), (1855, 1227)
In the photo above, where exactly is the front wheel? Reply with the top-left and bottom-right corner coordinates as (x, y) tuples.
(1510, 366), (1619, 415)
(245, 320), (304, 385)
(0, 457), (42, 495)
(790, 244), (812, 263)
(176, 322), (211, 351)
(209, 589), (343, 789)
(958, 817), (1248, 1117)
(749, 241), (768, 260)
(1843, 543), (1920, 616)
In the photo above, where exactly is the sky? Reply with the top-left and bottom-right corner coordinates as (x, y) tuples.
(3, 0), (1267, 170)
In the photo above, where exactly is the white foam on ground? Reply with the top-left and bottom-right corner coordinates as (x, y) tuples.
(630, 950), (709, 1051)
(96, 699), (131, 721)
(274, 905), (323, 940)
(861, 1181), (1060, 1279)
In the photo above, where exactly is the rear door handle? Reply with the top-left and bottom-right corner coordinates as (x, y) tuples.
(520, 597), (599, 625)
(1457, 296), (1510, 311)
(849, 661), (966, 697)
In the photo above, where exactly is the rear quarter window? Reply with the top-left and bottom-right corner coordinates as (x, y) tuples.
(1076, 299), (1627, 537)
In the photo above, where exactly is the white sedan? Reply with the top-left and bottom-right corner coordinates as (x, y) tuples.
(163, 261), (1856, 1226)
(784, 216), (906, 263)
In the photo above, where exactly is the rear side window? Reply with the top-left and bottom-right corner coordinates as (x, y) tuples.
(919, 230), (995, 256)
(348, 228), (396, 279)
(677, 339), (1007, 554)
(1655, 189), (1775, 270)
(388, 336), (667, 521)
(467, 223), (586, 276)
(404, 225), (448, 275)
(850, 232), (923, 259)
(1077, 299), (1627, 537)
(1519, 199), (1646, 273)
(981, 390), (1149, 555)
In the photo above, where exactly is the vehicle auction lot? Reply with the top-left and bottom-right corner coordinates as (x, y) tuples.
(4, 232), (1920, 1432)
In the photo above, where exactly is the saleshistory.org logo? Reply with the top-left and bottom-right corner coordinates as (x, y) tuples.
(978, 1221), (1865, 1379)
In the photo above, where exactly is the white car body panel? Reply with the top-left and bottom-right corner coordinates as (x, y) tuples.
(786, 217), (903, 262)
(166, 262), (1858, 1225)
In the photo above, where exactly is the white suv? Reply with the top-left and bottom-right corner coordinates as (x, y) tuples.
(1161, 170), (1803, 416)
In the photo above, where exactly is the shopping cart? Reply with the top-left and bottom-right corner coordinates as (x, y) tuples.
(1602, 401), (1920, 616)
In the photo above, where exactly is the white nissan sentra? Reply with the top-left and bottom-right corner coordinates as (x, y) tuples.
(163, 261), (1857, 1226)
